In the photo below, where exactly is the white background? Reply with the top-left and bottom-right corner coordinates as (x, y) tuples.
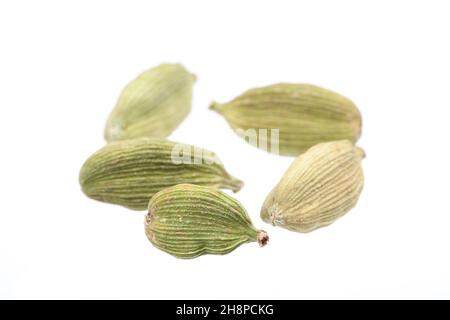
(1, 0), (449, 299)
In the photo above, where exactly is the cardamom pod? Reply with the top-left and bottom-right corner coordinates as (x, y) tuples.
(261, 140), (364, 232)
(105, 63), (196, 142)
(79, 138), (243, 210)
(210, 83), (361, 156)
(145, 184), (269, 259)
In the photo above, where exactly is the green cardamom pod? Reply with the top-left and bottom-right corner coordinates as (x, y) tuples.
(261, 140), (364, 232)
(105, 63), (196, 142)
(145, 184), (269, 259)
(79, 138), (243, 210)
(210, 83), (361, 156)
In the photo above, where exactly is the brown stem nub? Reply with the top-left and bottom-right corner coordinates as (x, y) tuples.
(144, 209), (153, 226)
(257, 230), (269, 247)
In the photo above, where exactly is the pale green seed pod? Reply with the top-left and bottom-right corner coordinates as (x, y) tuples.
(79, 138), (243, 210)
(145, 184), (269, 259)
(105, 63), (196, 142)
(261, 140), (364, 232)
(210, 83), (361, 156)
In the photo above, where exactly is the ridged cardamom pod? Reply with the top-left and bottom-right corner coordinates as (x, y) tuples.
(261, 140), (364, 232)
(79, 138), (243, 210)
(105, 63), (196, 142)
(210, 83), (361, 156)
(145, 184), (269, 259)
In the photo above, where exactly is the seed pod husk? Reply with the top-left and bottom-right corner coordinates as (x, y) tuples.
(210, 83), (361, 156)
(105, 63), (196, 142)
(145, 184), (268, 259)
(79, 138), (243, 210)
(261, 140), (364, 232)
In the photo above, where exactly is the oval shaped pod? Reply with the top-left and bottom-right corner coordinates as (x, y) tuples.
(79, 138), (243, 210)
(145, 184), (268, 259)
(261, 140), (364, 232)
(210, 83), (361, 156)
(105, 63), (196, 142)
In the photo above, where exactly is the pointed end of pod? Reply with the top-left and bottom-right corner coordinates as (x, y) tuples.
(209, 101), (224, 114)
(144, 209), (153, 226)
(257, 230), (269, 247)
(260, 200), (281, 227)
(104, 119), (123, 142)
(104, 128), (114, 143)
(260, 206), (270, 224)
(229, 177), (244, 193)
(144, 208), (156, 241)
(355, 146), (366, 160)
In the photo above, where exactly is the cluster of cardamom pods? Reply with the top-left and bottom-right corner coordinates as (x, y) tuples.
(79, 63), (365, 259)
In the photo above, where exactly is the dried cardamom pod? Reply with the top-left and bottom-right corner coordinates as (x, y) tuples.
(79, 138), (243, 210)
(210, 83), (361, 156)
(105, 63), (196, 142)
(145, 184), (268, 259)
(261, 140), (364, 232)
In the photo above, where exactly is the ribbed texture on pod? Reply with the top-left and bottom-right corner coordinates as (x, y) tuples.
(145, 184), (268, 259)
(261, 140), (364, 232)
(210, 83), (361, 156)
(105, 63), (196, 142)
(79, 138), (243, 210)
